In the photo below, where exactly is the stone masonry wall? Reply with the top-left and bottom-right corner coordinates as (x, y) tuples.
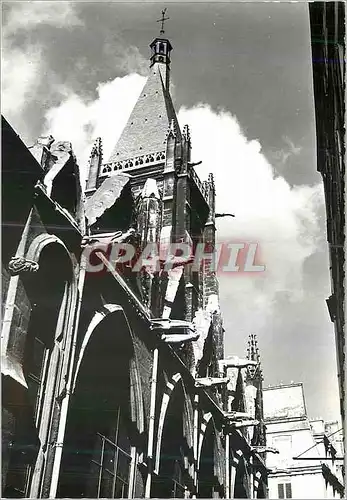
(7, 278), (32, 370)
(2, 266), (11, 321)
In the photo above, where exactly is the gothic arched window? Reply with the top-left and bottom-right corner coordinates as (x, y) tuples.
(88, 407), (132, 498)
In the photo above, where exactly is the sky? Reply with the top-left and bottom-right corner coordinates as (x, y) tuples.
(2, 1), (340, 421)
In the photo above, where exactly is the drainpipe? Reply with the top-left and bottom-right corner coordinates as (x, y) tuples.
(145, 346), (159, 498)
(48, 253), (87, 498)
(192, 393), (199, 498)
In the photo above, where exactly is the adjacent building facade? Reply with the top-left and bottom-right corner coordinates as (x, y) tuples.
(264, 383), (344, 499)
(2, 31), (268, 498)
(309, 1), (345, 440)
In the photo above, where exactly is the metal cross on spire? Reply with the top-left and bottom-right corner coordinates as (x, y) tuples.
(157, 8), (169, 35)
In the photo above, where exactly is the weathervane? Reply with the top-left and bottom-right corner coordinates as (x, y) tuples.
(157, 8), (169, 35)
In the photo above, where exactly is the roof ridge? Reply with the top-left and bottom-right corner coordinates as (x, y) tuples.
(159, 66), (181, 139)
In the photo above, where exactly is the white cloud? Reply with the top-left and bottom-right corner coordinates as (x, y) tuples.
(2, 2), (147, 144)
(177, 104), (324, 348)
(3, 1), (82, 34)
(2, 44), (44, 115)
(269, 134), (303, 167)
(42, 80), (324, 330)
(2, 2), (81, 139)
(43, 74), (146, 175)
(1, 39), (70, 142)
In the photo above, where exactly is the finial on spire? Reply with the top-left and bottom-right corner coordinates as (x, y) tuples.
(89, 137), (103, 161)
(183, 124), (191, 144)
(247, 334), (263, 380)
(166, 118), (177, 139)
(157, 8), (169, 35)
(247, 333), (259, 362)
(86, 137), (103, 192)
(208, 172), (215, 192)
(149, 13), (173, 89)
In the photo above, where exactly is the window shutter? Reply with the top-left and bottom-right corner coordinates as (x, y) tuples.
(285, 482), (292, 498)
(278, 483), (285, 498)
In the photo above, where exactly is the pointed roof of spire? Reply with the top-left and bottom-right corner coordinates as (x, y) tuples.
(107, 65), (181, 164)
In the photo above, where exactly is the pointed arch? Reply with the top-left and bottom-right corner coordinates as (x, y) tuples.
(154, 372), (194, 474)
(4, 233), (78, 498)
(72, 303), (145, 436)
(154, 373), (193, 474)
(154, 372), (182, 474)
(25, 233), (75, 275)
(72, 304), (123, 392)
(197, 412), (213, 469)
(197, 413), (224, 498)
(254, 470), (264, 498)
(58, 304), (145, 498)
(152, 371), (195, 498)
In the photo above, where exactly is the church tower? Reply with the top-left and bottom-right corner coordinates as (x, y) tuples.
(84, 12), (224, 367)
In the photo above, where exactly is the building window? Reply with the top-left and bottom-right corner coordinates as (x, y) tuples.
(4, 335), (49, 498)
(172, 459), (185, 498)
(26, 337), (50, 424)
(90, 409), (132, 498)
(278, 482), (292, 499)
(8, 290), (63, 498)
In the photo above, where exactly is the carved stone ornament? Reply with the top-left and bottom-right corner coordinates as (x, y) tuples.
(8, 256), (39, 276)
(101, 151), (166, 176)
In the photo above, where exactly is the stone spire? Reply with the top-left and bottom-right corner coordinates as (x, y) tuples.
(208, 172), (215, 193)
(246, 333), (266, 447)
(204, 173), (216, 225)
(183, 124), (191, 146)
(182, 124), (191, 164)
(166, 118), (177, 140)
(106, 40), (180, 167)
(247, 333), (260, 360)
(102, 13), (180, 177)
(150, 9), (173, 90)
(86, 137), (103, 192)
(247, 333), (262, 380)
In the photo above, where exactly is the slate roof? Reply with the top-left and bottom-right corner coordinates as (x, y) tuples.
(107, 65), (181, 163)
